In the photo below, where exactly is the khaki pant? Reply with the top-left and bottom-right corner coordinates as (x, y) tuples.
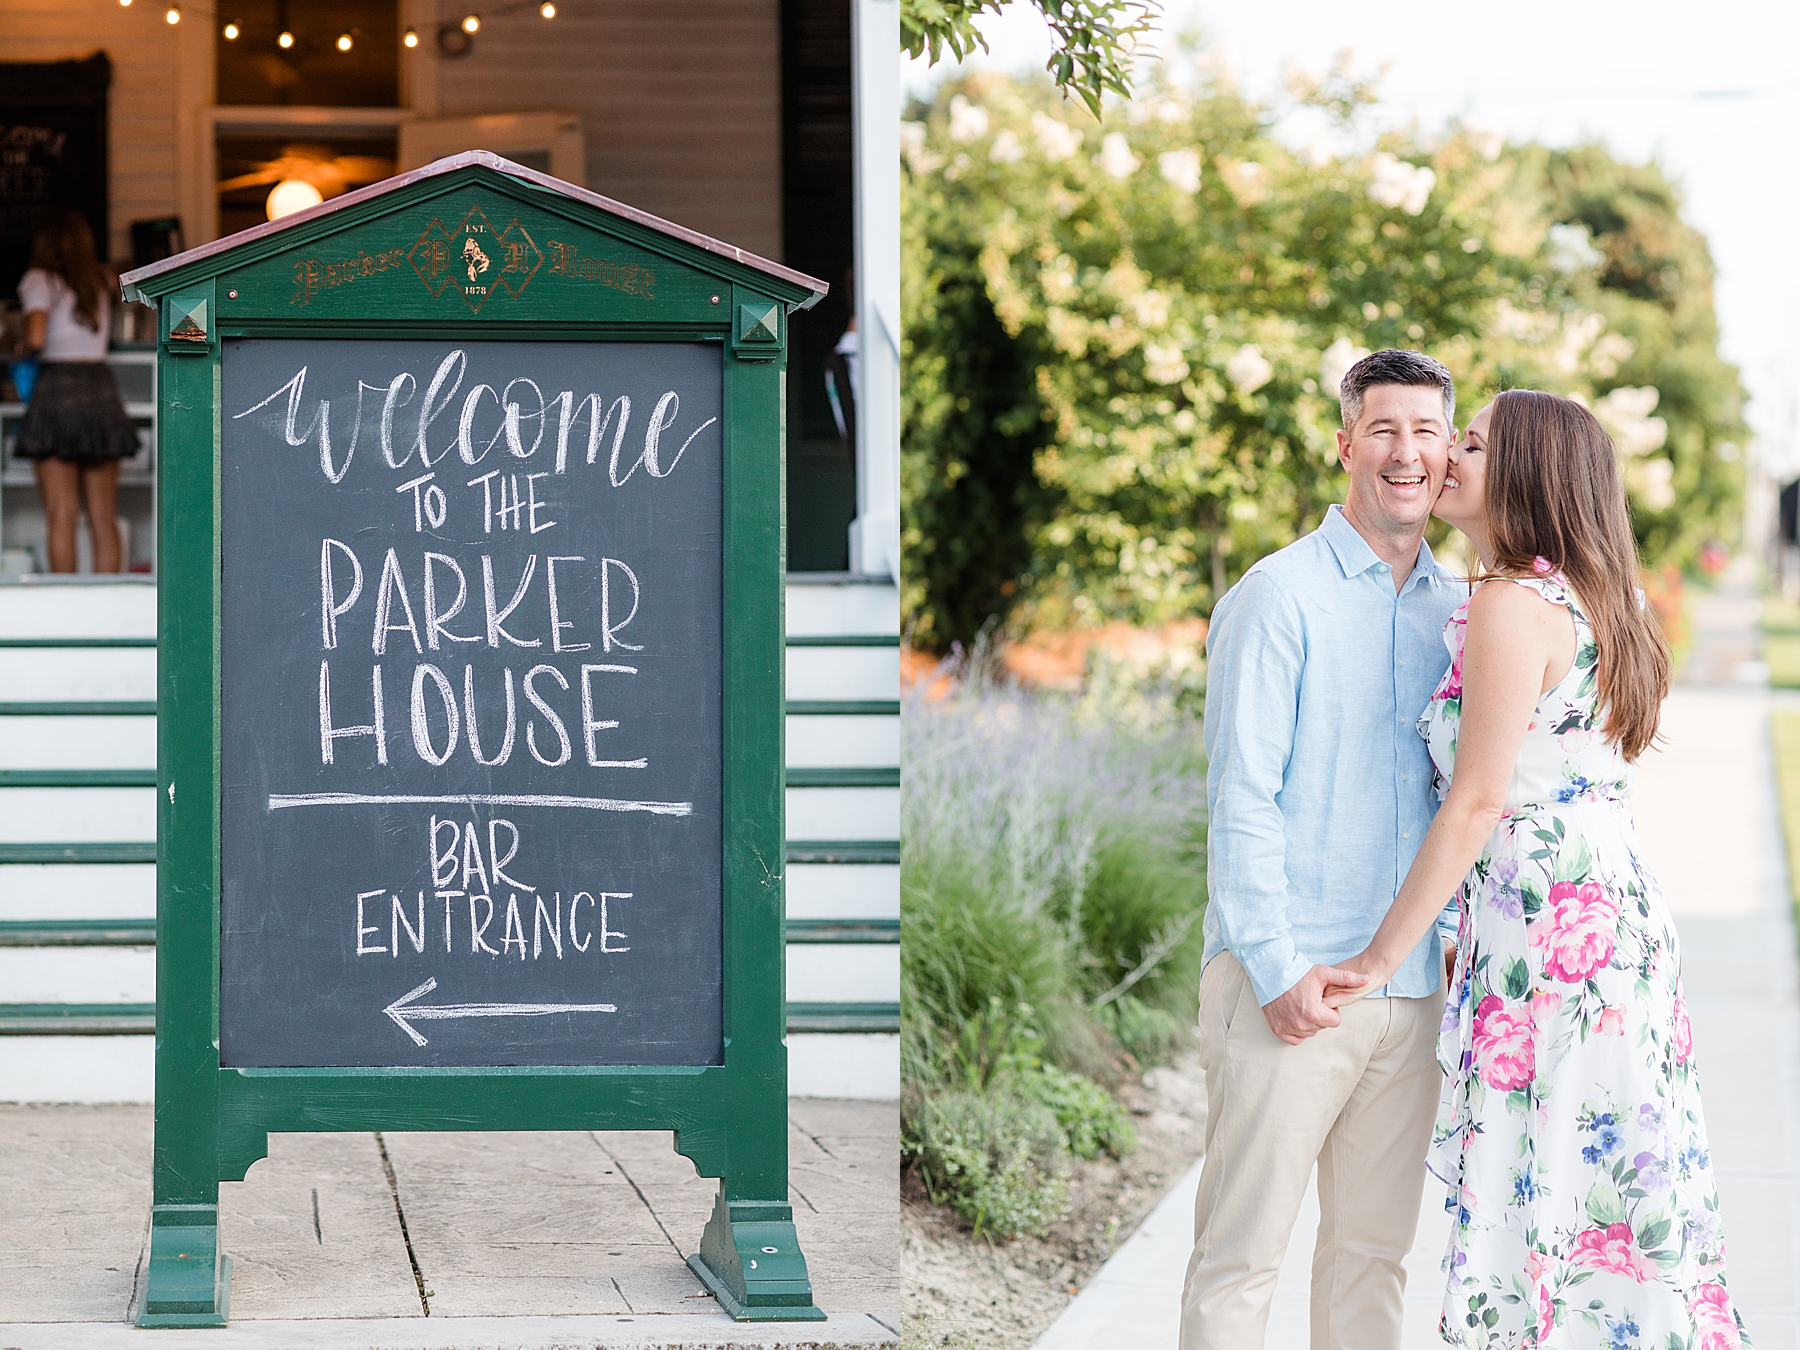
(1179, 953), (1445, 1350)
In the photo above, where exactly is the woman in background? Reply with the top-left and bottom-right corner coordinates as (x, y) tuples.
(15, 209), (136, 572)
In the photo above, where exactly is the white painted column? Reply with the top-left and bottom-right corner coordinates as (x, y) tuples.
(849, 0), (901, 581)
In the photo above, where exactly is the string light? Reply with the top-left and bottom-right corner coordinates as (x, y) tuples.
(118, 0), (131, 8)
(164, 5), (180, 22)
(461, 13), (480, 32)
(222, 20), (239, 38)
(277, 29), (294, 47)
(403, 27), (419, 46)
(539, 2), (555, 16)
(335, 32), (352, 50)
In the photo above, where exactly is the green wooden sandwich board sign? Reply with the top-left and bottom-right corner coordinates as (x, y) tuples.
(120, 150), (828, 1327)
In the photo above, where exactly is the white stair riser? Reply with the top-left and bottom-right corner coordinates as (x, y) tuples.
(0, 945), (154, 1002)
(786, 786), (899, 840)
(0, 1034), (898, 1104)
(0, 1035), (155, 1104)
(0, 715), (887, 773)
(786, 943), (898, 1004)
(0, 864), (158, 920)
(0, 787), (157, 843)
(0, 583), (156, 639)
(788, 1032), (898, 1101)
(785, 715), (899, 770)
(0, 716), (158, 770)
(785, 863), (899, 919)
(785, 583), (899, 638)
(0, 649), (156, 701)
(785, 646), (899, 701)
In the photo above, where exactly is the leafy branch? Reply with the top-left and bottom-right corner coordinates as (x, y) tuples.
(902, 0), (1160, 116)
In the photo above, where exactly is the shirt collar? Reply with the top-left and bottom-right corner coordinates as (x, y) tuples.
(1319, 504), (1443, 590)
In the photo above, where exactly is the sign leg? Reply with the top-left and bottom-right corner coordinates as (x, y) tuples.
(136, 1201), (232, 1328)
(688, 1188), (826, 1322)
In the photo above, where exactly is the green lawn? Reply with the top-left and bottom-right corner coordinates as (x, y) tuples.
(1771, 715), (1800, 933)
(1764, 598), (1800, 689)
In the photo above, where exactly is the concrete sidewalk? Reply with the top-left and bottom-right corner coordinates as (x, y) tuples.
(0, 1099), (898, 1348)
(1035, 578), (1800, 1348)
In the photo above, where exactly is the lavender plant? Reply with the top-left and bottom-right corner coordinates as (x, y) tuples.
(901, 646), (1206, 1235)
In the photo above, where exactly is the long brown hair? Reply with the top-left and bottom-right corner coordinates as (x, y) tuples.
(1483, 388), (1668, 761)
(27, 210), (108, 333)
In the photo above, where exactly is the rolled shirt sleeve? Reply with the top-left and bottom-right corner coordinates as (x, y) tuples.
(1204, 571), (1314, 1006)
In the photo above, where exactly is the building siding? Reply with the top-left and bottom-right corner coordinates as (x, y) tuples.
(430, 0), (783, 261)
(0, 0), (186, 266)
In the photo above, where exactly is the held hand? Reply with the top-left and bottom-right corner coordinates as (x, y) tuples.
(1321, 948), (1394, 1010)
(1263, 964), (1370, 1047)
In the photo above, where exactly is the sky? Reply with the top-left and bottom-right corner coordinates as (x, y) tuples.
(905, 0), (1800, 476)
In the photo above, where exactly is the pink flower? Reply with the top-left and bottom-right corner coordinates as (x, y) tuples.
(1533, 556), (1555, 575)
(1530, 988), (1563, 1023)
(1596, 1007), (1625, 1036)
(1472, 995), (1535, 1091)
(1530, 880), (1618, 983)
(1567, 1223), (1658, 1281)
(1536, 1283), (1555, 1342)
(1689, 1282), (1743, 1350)
(1673, 987), (1693, 1064)
(1443, 644), (1465, 700)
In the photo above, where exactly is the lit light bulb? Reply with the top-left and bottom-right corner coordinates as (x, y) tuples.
(402, 27), (419, 47)
(539, 1), (555, 16)
(335, 32), (352, 50)
(118, 0), (131, 8)
(164, 5), (180, 22)
(461, 13), (480, 33)
(266, 179), (324, 221)
(222, 20), (239, 38)
(277, 29), (294, 47)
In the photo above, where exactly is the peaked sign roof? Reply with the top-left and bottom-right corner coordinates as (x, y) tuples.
(121, 149), (827, 311)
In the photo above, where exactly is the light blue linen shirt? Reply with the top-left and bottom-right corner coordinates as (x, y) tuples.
(1202, 504), (1465, 1006)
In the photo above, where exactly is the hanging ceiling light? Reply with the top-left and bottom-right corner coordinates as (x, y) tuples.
(277, 29), (294, 47)
(222, 20), (240, 38)
(402, 27), (419, 47)
(461, 13), (480, 33)
(266, 179), (324, 221)
(164, 4), (180, 22)
(335, 32), (352, 51)
(539, 2), (556, 16)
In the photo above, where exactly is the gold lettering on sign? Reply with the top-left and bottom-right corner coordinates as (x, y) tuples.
(545, 240), (656, 299)
(289, 247), (409, 307)
(408, 206), (542, 314)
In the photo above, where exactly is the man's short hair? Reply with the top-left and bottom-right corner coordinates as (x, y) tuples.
(1339, 349), (1456, 435)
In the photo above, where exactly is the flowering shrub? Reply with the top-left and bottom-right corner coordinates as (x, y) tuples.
(903, 61), (1748, 647)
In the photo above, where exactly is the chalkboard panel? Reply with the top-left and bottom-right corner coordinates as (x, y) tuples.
(218, 339), (724, 1068)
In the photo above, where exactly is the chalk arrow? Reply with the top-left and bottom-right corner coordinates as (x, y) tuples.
(383, 977), (617, 1047)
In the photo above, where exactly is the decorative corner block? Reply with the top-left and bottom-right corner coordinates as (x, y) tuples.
(166, 296), (211, 351)
(732, 299), (781, 361)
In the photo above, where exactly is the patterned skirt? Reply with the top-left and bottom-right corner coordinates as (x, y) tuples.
(1429, 798), (1751, 1349)
(15, 362), (139, 466)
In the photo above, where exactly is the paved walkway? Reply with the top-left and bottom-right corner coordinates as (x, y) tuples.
(1036, 576), (1800, 1348)
(0, 1099), (897, 1348)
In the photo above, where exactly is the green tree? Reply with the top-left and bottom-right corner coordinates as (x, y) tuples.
(901, 69), (1747, 649)
(903, 0), (1159, 116)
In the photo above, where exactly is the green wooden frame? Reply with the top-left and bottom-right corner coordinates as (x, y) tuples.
(122, 155), (826, 1327)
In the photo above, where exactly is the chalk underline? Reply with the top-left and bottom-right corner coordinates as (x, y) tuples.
(268, 792), (693, 816)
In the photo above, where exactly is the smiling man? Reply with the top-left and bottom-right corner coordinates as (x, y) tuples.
(1181, 350), (1464, 1349)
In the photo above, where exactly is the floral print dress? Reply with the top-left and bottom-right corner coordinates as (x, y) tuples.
(1418, 570), (1750, 1350)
